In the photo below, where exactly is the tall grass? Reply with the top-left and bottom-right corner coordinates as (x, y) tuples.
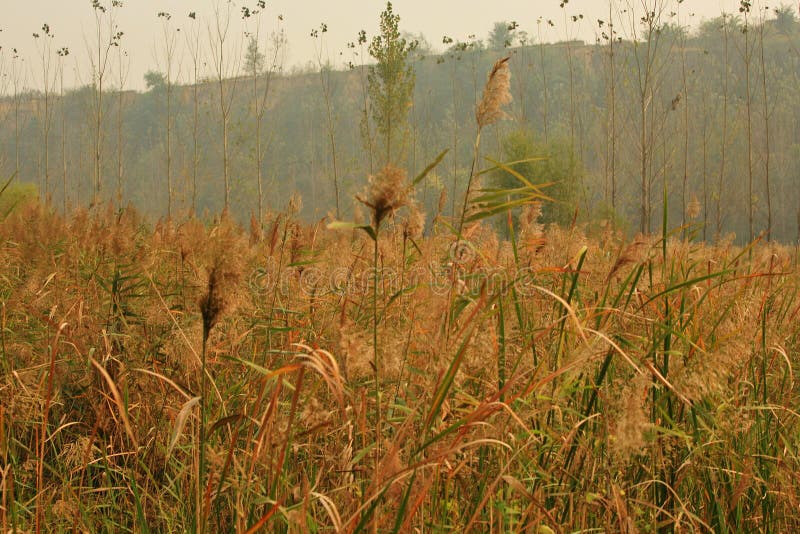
(1, 31), (800, 528)
(0, 190), (798, 531)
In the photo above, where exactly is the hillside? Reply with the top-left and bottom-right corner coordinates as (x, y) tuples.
(1, 14), (799, 242)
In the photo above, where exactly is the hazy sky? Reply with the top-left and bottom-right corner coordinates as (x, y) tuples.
(1, 0), (753, 91)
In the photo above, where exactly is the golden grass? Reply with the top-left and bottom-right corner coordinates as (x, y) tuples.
(0, 199), (799, 532)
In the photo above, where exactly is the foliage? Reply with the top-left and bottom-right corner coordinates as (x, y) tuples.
(491, 129), (581, 226)
(772, 3), (799, 34)
(244, 35), (265, 76)
(367, 1), (417, 165)
(0, 180), (37, 217)
(143, 70), (165, 91)
(487, 20), (518, 49)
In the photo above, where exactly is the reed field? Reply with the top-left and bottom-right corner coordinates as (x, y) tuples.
(2, 1), (800, 532)
(1, 175), (800, 532)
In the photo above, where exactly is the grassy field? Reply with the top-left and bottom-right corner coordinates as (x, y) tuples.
(1, 192), (799, 532)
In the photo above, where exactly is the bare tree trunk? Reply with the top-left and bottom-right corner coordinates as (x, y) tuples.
(166, 77), (172, 218)
(158, 12), (178, 219)
(680, 21), (689, 239)
(537, 19), (550, 144)
(192, 76), (199, 214)
(9, 51), (24, 181)
(59, 50), (69, 214)
(253, 57), (262, 222)
(625, 0), (673, 235)
(448, 57), (459, 218)
(34, 25), (56, 203)
(14, 78), (20, 179)
(758, 15), (772, 241)
(701, 88), (709, 242)
(93, 15), (104, 204)
(314, 26), (341, 218)
(116, 41), (128, 205)
(43, 68), (51, 203)
(717, 16), (731, 239)
(561, 6), (577, 152)
(640, 91), (650, 234)
(741, 8), (755, 242)
(43, 57), (51, 203)
(252, 25), (286, 225)
(601, 3), (617, 213)
(187, 14), (201, 214)
(89, 2), (121, 206)
(354, 33), (375, 175)
(208, 3), (240, 213)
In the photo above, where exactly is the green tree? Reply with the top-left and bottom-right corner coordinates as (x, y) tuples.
(367, 1), (417, 166)
(772, 4), (798, 35)
(488, 21), (517, 49)
(0, 181), (38, 218)
(144, 70), (165, 91)
(244, 35), (265, 76)
(492, 129), (581, 227)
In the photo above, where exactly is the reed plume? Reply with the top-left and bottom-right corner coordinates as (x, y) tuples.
(403, 199), (425, 240)
(458, 56), (513, 237)
(476, 56), (512, 128)
(196, 224), (243, 532)
(357, 164), (410, 228)
(687, 194), (701, 220)
(199, 252), (242, 342)
(199, 266), (223, 342)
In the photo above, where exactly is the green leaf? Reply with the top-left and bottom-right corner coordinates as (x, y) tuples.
(327, 220), (377, 241)
(327, 220), (363, 231)
(477, 157), (547, 187)
(423, 325), (477, 432)
(129, 474), (151, 534)
(463, 155), (556, 223)
(466, 196), (549, 222)
(412, 149), (449, 186)
(0, 171), (18, 198)
(166, 396), (200, 460)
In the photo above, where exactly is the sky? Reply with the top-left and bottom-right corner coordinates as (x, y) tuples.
(0, 0), (755, 91)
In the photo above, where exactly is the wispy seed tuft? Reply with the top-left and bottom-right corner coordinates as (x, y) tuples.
(476, 56), (513, 128)
(358, 164), (410, 228)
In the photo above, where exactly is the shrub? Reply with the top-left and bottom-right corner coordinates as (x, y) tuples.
(491, 128), (581, 228)
(0, 180), (38, 218)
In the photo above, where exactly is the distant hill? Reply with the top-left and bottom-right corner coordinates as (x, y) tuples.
(1, 15), (799, 242)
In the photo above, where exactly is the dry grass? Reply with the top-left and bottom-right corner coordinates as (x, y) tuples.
(1, 198), (799, 532)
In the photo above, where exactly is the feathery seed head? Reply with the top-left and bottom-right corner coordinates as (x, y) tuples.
(437, 188), (448, 216)
(359, 164), (410, 228)
(199, 222), (244, 341)
(200, 264), (225, 340)
(403, 200), (425, 239)
(288, 193), (303, 216)
(476, 56), (512, 128)
(687, 194), (701, 220)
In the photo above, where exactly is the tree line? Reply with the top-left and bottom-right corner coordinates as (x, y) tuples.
(0, 1), (798, 243)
